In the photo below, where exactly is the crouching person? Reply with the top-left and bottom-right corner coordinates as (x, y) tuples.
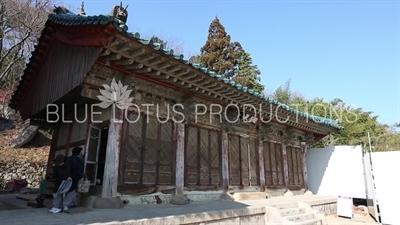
(65, 147), (85, 210)
(49, 154), (73, 213)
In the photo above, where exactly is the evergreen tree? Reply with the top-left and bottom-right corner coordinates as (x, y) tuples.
(233, 50), (264, 92)
(268, 79), (400, 150)
(199, 16), (242, 79)
(150, 36), (168, 48)
(189, 54), (202, 64)
(272, 79), (292, 105)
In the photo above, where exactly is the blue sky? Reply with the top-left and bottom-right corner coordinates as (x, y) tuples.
(64, 0), (399, 126)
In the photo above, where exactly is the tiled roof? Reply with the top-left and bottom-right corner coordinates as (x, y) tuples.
(47, 13), (343, 130)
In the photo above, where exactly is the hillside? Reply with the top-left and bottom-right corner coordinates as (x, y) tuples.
(0, 125), (51, 163)
(0, 121), (51, 189)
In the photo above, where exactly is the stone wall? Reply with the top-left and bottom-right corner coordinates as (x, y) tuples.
(127, 207), (266, 225)
(0, 162), (47, 189)
(312, 202), (337, 216)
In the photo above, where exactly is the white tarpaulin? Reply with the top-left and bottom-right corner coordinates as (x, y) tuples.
(367, 151), (400, 225)
(306, 145), (366, 199)
(307, 145), (400, 225)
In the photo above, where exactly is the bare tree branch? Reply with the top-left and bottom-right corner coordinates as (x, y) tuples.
(0, 0), (53, 88)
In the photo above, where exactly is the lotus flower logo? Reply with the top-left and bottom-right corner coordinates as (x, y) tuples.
(97, 78), (134, 110)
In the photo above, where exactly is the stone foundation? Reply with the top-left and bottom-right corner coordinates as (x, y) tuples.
(132, 207), (266, 225)
(312, 202), (337, 216)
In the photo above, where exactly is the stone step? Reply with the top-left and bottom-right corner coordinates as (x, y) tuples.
(279, 207), (307, 217)
(232, 192), (267, 201)
(285, 212), (315, 222)
(295, 218), (323, 225)
(269, 202), (298, 210)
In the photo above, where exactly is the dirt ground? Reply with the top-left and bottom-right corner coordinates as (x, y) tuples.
(326, 212), (379, 225)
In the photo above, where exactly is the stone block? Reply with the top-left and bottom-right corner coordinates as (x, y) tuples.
(92, 197), (124, 209)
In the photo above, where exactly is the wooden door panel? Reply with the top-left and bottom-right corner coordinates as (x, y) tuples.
(240, 137), (250, 186)
(249, 138), (258, 186)
(199, 128), (210, 185)
(263, 141), (273, 186)
(274, 143), (284, 186)
(229, 135), (240, 186)
(210, 131), (220, 185)
(124, 162), (140, 183)
(142, 117), (159, 185)
(158, 122), (173, 185)
(125, 113), (142, 184)
(186, 126), (198, 185)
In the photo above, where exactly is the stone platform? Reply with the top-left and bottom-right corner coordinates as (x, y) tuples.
(0, 194), (337, 225)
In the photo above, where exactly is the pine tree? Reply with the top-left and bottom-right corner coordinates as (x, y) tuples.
(272, 79), (292, 105)
(150, 36), (168, 48)
(199, 16), (242, 79)
(189, 54), (202, 64)
(233, 51), (264, 93)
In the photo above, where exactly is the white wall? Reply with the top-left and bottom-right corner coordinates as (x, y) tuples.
(306, 145), (366, 199)
(368, 151), (400, 225)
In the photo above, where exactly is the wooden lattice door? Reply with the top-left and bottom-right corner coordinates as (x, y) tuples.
(124, 113), (174, 185)
(229, 134), (259, 186)
(124, 113), (142, 184)
(185, 126), (220, 186)
(287, 146), (304, 187)
(263, 141), (285, 188)
(249, 138), (259, 186)
(229, 134), (241, 186)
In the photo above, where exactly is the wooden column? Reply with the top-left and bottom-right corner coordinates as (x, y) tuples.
(102, 108), (123, 198)
(175, 123), (185, 195)
(221, 131), (229, 193)
(302, 146), (309, 190)
(282, 143), (289, 189)
(258, 137), (266, 192)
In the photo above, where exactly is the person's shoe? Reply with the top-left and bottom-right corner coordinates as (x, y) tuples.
(51, 208), (62, 213)
(63, 206), (69, 213)
(49, 207), (57, 213)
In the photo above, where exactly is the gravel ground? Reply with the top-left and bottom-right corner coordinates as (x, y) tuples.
(326, 213), (379, 225)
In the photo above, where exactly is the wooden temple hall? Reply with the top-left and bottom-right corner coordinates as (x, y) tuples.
(9, 5), (342, 201)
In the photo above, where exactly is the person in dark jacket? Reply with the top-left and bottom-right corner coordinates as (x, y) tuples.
(49, 154), (72, 213)
(62, 147), (85, 212)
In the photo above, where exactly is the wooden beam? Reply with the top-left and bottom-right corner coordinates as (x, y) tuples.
(102, 108), (123, 198)
(175, 123), (185, 195)
(127, 48), (146, 58)
(148, 57), (164, 65)
(81, 87), (100, 100)
(113, 58), (134, 66)
(138, 53), (154, 61)
(148, 71), (162, 76)
(282, 143), (289, 189)
(102, 53), (121, 61)
(221, 131), (229, 193)
(125, 63), (144, 70)
(100, 49), (111, 56)
(258, 136), (266, 192)
(174, 68), (190, 77)
(82, 76), (109, 88)
(109, 39), (121, 47)
(116, 42), (133, 53)
(157, 61), (172, 69)
(300, 150), (308, 186)
(133, 67), (152, 73)
(165, 64), (180, 73)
